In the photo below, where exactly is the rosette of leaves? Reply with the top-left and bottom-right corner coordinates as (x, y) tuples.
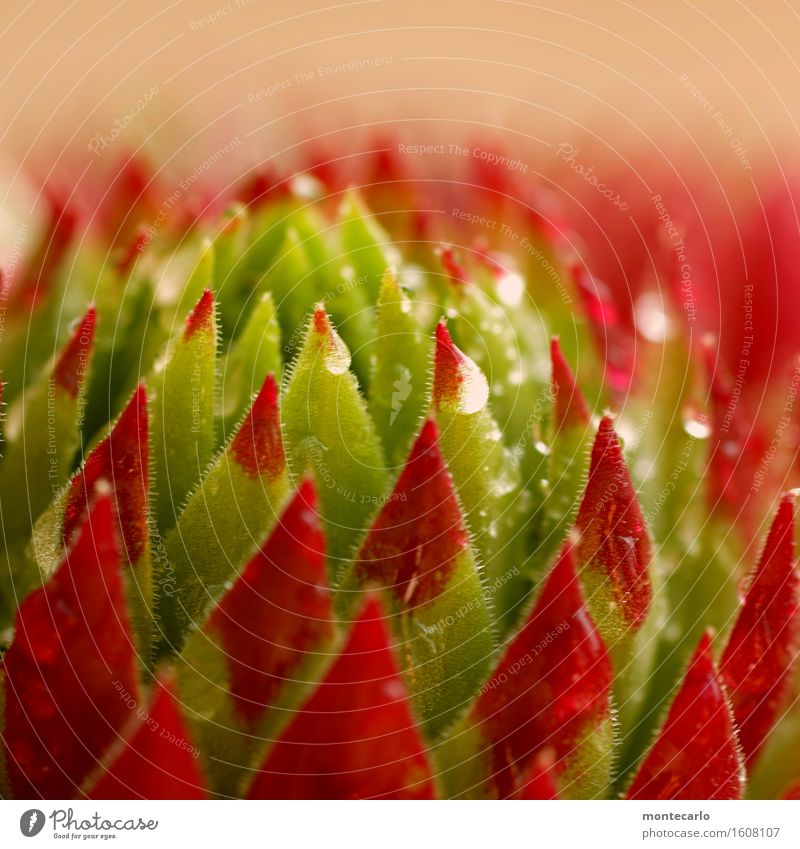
(0, 183), (797, 801)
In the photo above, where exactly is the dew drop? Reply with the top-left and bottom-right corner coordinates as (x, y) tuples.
(324, 328), (352, 376)
(497, 272), (525, 307)
(634, 292), (675, 343)
(683, 414), (711, 439)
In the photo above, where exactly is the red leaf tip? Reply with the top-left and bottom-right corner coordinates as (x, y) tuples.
(230, 373), (285, 479)
(720, 493), (799, 766)
(627, 630), (743, 800)
(439, 245), (469, 285)
(473, 543), (612, 797)
(115, 225), (151, 275)
(576, 416), (652, 630)
(88, 673), (206, 800)
(356, 418), (469, 606)
(3, 495), (138, 798)
(247, 593), (435, 800)
(183, 288), (215, 340)
(312, 304), (331, 335)
(512, 750), (561, 800)
(433, 321), (488, 413)
(62, 384), (149, 563)
(53, 306), (96, 398)
(209, 477), (331, 730)
(550, 337), (590, 428)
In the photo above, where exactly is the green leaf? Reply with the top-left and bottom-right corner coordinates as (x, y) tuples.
(219, 291), (281, 435)
(176, 480), (337, 795)
(0, 307), (95, 544)
(30, 386), (153, 657)
(0, 664), (8, 799)
(262, 226), (322, 361)
(0, 307), (95, 620)
(239, 196), (292, 281)
(282, 307), (387, 581)
(0, 208), (76, 406)
(442, 258), (549, 454)
(212, 204), (251, 338)
(526, 339), (594, 583)
(432, 320), (523, 623)
(434, 544), (613, 798)
(156, 374), (289, 653)
(294, 203), (376, 386)
(368, 270), (432, 468)
(339, 190), (398, 302)
(175, 237), (215, 323)
(573, 416), (661, 760)
(81, 264), (161, 441)
(151, 289), (218, 532)
(339, 418), (494, 740)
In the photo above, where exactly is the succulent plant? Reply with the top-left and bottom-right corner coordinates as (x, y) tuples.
(0, 167), (798, 801)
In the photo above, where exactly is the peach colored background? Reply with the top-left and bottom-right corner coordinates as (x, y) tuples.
(2, 0), (800, 184)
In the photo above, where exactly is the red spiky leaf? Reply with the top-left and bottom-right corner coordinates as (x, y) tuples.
(87, 675), (206, 800)
(356, 418), (468, 606)
(433, 320), (460, 406)
(433, 320), (476, 410)
(247, 597), (436, 800)
(13, 193), (77, 309)
(627, 631), (743, 800)
(98, 155), (162, 246)
(230, 373), (285, 479)
(512, 750), (561, 800)
(720, 493), (799, 767)
(52, 306), (96, 398)
(2, 497), (139, 798)
(207, 479), (332, 728)
(568, 261), (633, 394)
(551, 337), (590, 429)
(575, 415), (652, 630)
(62, 384), (149, 564)
(183, 288), (215, 340)
(440, 244), (469, 285)
(471, 544), (612, 798)
(238, 166), (290, 208)
(115, 224), (151, 275)
(702, 339), (751, 513)
(781, 780), (800, 800)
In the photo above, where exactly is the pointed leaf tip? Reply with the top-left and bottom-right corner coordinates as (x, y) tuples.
(53, 306), (96, 398)
(702, 337), (750, 511)
(356, 418), (469, 606)
(115, 225), (151, 275)
(781, 780), (800, 800)
(434, 320), (488, 414)
(473, 544), (612, 797)
(3, 496), (139, 798)
(313, 303), (330, 335)
(720, 493), (799, 767)
(306, 305), (351, 373)
(14, 196), (77, 308)
(183, 288), (215, 340)
(207, 477), (332, 729)
(88, 674), (206, 800)
(512, 751), (561, 800)
(576, 415), (652, 631)
(230, 373), (285, 479)
(63, 384), (149, 564)
(440, 245), (468, 285)
(627, 630), (743, 800)
(550, 337), (590, 429)
(247, 595), (435, 800)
